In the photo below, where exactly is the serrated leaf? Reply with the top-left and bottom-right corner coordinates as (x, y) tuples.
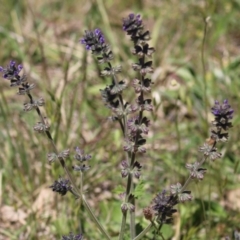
(133, 180), (145, 198)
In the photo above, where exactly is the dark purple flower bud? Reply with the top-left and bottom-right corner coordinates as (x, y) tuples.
(121, 169), (129, 178)
(121, 160), (129, 177)
(10, 60), (15, 67)
(121, 203), (128, 213)
(133, 161), (142, 179)
(129, 13), (135, 19)
(18, 64), (23, 71)
(50, 177), (72, 196)
(121, 160), (129, 168)
(129, 203), (135, 212)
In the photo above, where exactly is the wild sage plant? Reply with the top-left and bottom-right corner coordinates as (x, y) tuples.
(0, 13), (234, 240)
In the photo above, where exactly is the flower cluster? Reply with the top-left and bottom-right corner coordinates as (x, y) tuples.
(148, 100), (234, 227)
(47, 149), (70, 164)
(62, 232), (84, 240)
(211, 99), (234, 141)
(122, 13), (155, 157)
(0, 60), (34, 94)
(122, 13), (152, 47)
(80, 15), (156, 223)
(121, 160), (142, 179)
(152, 190), (178, 224)
(80, 28), (112, 62)
(50, 177), (72, 196)
(186, 100), (234, 181)
(72, 147), (91, 172)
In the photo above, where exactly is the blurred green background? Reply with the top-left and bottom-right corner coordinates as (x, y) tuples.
(0, 0), (240, 239)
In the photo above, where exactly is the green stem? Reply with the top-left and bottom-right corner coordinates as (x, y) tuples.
(108, 62), (127, 138)
(107, 63), (134, 240)
(27, 92), (111, 239)
(133, 222), (153, 240)
(119, 172), (133, 240)
(118, 212), (127, 240)
(80, 171), (83, 196)
(181, 141), (217, 193)
(201, 16), (210, 136)
(82, 195), (111, 240)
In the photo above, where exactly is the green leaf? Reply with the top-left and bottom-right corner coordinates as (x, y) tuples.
(133, 180), (145, 198)
(113, 185), (125, 194)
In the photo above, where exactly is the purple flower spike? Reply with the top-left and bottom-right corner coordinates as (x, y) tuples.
(211, 99), (234, 119)
(0, 60), (25, 82)
(122, 13), (143, 35)
(211, 100), (234, 131)
(80, 28), (107, 54)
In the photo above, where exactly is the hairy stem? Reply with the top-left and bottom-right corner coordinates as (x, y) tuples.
(181, 141), (217, 193)
(82, 195), (111, 240)
(27, 92), (111, 239)
(133, 222), (153, 240)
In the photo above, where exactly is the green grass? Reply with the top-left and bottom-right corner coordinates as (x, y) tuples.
(0, 0), (240, 239)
